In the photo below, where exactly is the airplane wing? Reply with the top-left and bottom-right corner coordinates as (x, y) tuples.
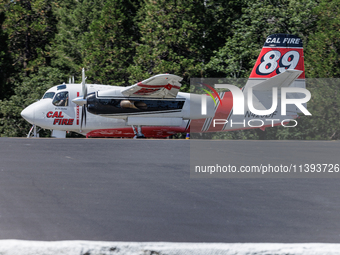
(121, 74), (183, 98)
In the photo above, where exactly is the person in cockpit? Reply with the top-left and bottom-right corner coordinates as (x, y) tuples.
(53, 92), (69, 106)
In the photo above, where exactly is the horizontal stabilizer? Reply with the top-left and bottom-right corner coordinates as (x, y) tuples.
(251, 70), (303, 91)
(247, 70), (303, 112)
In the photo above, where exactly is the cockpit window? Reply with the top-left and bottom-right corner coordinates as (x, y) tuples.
(53, 91), (69, 106)
(42, 92), (55, 99)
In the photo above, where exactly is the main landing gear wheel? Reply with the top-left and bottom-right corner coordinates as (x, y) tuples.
(132, 125), (146, 139)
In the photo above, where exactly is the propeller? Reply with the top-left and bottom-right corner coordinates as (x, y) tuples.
(71, 68), (88, 131)
(79, 68), (87, 130)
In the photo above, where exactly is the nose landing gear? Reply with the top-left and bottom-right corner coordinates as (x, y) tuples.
(27, 125), (40, 138)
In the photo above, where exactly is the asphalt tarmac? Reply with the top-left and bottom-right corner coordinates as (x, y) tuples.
(0, 138), (340, 242)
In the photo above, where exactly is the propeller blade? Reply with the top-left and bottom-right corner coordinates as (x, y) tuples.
(80, 105), (87, 130)
(80, 105), (84, 130)
(84, 105), (87, 126)
(82, 68), (87, 99)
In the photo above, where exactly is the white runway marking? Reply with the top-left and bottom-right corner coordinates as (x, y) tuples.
(0, 240), (340, 255)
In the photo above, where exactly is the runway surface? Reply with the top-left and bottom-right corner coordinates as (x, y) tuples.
(0, 138), (340, 242)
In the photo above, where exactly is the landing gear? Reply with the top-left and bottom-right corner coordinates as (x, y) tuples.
(27, 125), (40, 138)
(132, 125), (145, 139)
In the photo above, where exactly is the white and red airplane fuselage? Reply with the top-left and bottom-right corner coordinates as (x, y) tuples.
(21, 83), (195, 138)
(21, 33), (308, 138)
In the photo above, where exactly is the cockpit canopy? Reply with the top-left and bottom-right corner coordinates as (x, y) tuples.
(42, 92), (55, 99)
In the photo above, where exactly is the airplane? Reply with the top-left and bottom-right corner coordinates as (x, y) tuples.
(21, 33), (307, 138)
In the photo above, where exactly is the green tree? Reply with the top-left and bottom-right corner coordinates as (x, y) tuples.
(51, 0), (104, 76)
(0, 67), (68, 137)
(300, 0), (340, 139)
(0, 11), (13, 100)
(202, 0), (245, 66)
(128, 0), (208, 89)
(83, 0), (139, 86)
(305, 0), (340, 78)
(2, 0), (58, 76)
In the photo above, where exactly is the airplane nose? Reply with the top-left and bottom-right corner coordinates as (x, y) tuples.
(21, 105), (35, 124)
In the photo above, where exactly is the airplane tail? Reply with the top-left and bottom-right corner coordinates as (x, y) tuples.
(241, 33), (306, 120)
(190, 34), (308, 133)
(246, 33), (305, 86)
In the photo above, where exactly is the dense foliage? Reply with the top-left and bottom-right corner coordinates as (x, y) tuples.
(0, 0), (339, 139)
